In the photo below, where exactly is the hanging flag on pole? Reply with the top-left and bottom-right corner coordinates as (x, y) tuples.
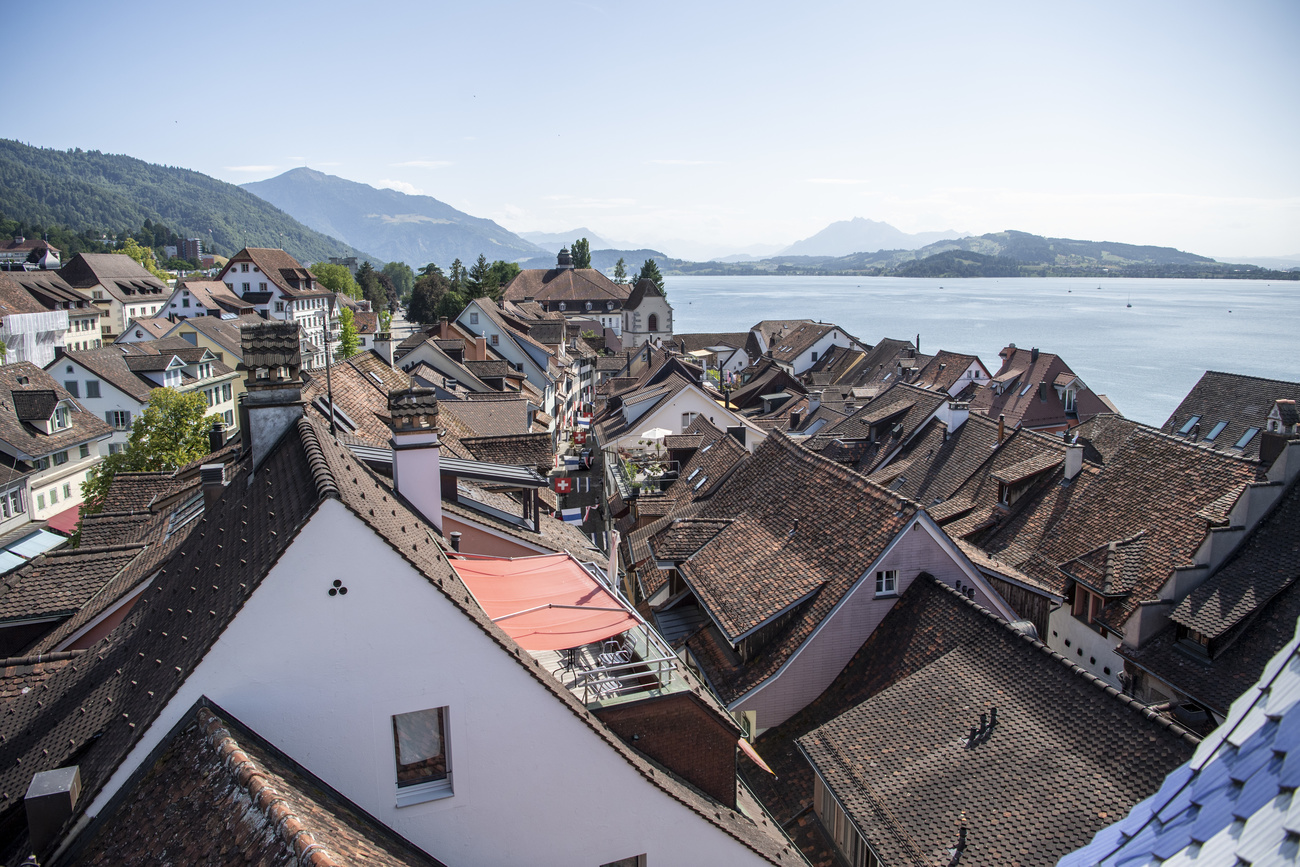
(552, 477), (573, 494)
(573, 429), (588, 445)
(559, 507), (583, 524)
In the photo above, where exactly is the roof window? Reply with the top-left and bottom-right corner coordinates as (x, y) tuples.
(1234, 427), (1260, 450)
(693, 475), (708, 490)
(1178, 415), (1201, 435)
(687, 468), (700, 481)
(1204, 421), (1228, 442)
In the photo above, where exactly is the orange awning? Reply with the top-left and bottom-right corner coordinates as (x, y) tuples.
(738, 738), (776, 775)
(450, 553), (639, 651)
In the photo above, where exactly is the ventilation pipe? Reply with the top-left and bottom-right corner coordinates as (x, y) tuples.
(997, 414), (1006, 444)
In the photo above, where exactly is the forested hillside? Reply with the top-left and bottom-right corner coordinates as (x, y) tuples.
(0, 140), (371, 263)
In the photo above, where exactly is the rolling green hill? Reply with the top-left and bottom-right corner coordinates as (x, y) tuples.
(0, 140), (372, 263)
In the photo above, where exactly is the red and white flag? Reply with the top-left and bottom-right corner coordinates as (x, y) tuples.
(552, 477), (573, 494)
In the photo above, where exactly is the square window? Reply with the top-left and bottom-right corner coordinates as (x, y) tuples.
(393, 707), (450, 803)
(875, 569), (898, 596)
(79, 444), (90, 459)
(64, 381), (79, 398)
(85, 381), (100, 399)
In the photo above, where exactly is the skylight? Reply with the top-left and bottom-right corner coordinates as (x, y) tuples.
(687, 468), (700, 481)
(1204, 421), (1229, 442)
(1234, 427), (1260, 450)
(1019, 382), (1034, 397)
(701, 444), (713, 453)
(1178, 415), (1201, 435)
(693, 475), (708, 490)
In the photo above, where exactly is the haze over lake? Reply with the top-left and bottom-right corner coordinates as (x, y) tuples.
(667, 276), (1300, 427)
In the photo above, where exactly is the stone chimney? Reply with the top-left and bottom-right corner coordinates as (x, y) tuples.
(438, 316), (451, 339)
(556, 248), (574, 271)
(208, 419), (227, 453)
(808, 389), (823, 413)
(1031, 347), (1039, 363)
(201, 463), (229, 510)
(374, 331), (395, 368)
(240, 321), (304, 470)
(388, 387), (443, 532)
(1064, 443), (1085, 481)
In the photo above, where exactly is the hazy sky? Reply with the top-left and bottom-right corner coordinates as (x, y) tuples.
(6, 0), (1298, 260)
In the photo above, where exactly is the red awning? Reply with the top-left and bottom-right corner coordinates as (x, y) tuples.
(46, 503), (81, 535)
(451, 553), (638, 651)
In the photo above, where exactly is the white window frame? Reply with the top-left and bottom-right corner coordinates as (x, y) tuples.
(393, 706), (453, 806)
(874, 569), (898, 597)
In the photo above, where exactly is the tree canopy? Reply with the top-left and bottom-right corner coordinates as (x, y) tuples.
(572, 238), (592, 269)
(409, 264), (464, 324)
(78, 388), (214, 538)
(637, 258), (665, 293)
(115, 237), (170, 280)
(613, 257), (627, 284)
(310, 262), (362, 299)
(382, 261), (415, 301)
(337, 306), (361, 358)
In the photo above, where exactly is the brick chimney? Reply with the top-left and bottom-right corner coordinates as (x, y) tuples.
(240, 321), (304, 470)
(388, 387), (443, 532)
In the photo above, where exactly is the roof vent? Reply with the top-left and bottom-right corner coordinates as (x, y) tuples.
(1031, 347), (1039, 362)
(25, 765), (81, 856)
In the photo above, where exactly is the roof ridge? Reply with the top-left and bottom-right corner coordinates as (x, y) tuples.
(926, 576), (1201, 745)
(296, 417), (340, 500)
(1131, 424), (1264, 467)
(42, 542), (146, 558)
(196, 707), (345, 867)
(1201, 370), (1300, 387)
(774, 430), (920, 512)
(0, 649), (86, 668)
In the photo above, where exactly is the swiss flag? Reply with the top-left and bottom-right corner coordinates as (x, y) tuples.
(552, 477), (573, 494)
(573, 430), (588, 444)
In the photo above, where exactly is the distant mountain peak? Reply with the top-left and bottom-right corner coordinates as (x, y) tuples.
(781, 218), (965, 257)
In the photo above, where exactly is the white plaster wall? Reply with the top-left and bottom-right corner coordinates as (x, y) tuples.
(610, 388), (755, 452)
(737, 522), (1005, 730)
(790, 330), (850, 376)
(456, 304), (550, 394)
(47, 358), (140, 449)
(950, 360), (988, 396)
(1046, 606), (1123, 689)
(85, 500), (777, 867)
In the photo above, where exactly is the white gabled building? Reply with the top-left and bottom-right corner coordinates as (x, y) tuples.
(216, 248), (340, 370)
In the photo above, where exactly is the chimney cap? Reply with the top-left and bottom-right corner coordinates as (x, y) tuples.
(388, 387), (439, 419)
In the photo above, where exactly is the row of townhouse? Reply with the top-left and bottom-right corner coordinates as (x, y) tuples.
(584, 325), (1300, 866)
(0, 322), (806, 866)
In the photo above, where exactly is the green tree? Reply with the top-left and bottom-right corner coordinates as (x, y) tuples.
(572, 238), (592, 269)
(467, 254), (492, 298)
(337, 307), (360, 359)
(448, 259), (466, 294)
(78, 388), (212, 531)
(613, 257), (627, 284)
(382, 261), (415, 300)
(115, 237), (170, 280)
(637, 259), (665, 293)
(410, 267), (460, 325)
(487, 260), (520, 293)
(310, 262), (361, 299)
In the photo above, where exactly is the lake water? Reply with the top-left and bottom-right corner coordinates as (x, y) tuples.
(665, 275), (1300, 427)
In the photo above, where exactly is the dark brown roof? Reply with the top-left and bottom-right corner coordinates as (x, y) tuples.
(743, 577), (1196, 867)
(779, 577), (1196, 867)
(671, 333), (749, 354)
(501, 267), (630, 305)
(1171, 476), (1300, 640)
(674, 433), (916, 698)
(868, 414), (1002, 505)
(910, 349), (987, 394)
(651, 518), (733, 561)
(624, 277), (665, 310)
(0, 364), (112, 457)
(221, 248), (323, 298)
(765, 322), (837, 365)
(0, 273), (54, 319)
(977, 428), (1258, 631)
(461, 432), (553, 467)
(0, 652), (81, 703)
(0, 544), (143, 624)
(441, 394), (532, 437)
(969, 344), (1109, 430)
(808, 382), (947, 473)
(1161, 370), (1300, 461)
(73, 704), (447, 867)
(1070, 412), (1145, 465)
(59, 253), (168, 302)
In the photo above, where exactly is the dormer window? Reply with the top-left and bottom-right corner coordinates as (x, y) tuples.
(1064, 388), (1077, 413)
(53, 406), (70, 430)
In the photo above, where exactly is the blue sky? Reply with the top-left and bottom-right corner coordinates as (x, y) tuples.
(5, 0), (1298, 259)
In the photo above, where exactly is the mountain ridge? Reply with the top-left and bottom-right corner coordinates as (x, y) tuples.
(0, 140), (372, 263)
(243, 168), (544, 267)
(780, 216), (965, 257)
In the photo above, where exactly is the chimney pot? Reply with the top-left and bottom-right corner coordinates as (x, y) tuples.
(25, 765), (81, 856)
(449, 531), (462, 552)
(209, 419), (226, 453)
(997, 414), (1006, 444)
(990, 706), (998, 726)
(790, 409), (802, 431)
(980, 712), (988, 731)
(1031, 346), (1039, 362)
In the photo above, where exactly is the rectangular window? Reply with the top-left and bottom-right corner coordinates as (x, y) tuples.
(240, 263), (249, 272)
(108, 410), (132, 431)
(490, 334), (499, 346)
(275, 301), (284, 312)
(224, 410), (234, 426)
(259, 282), (267, 291)
(85, 380), (100, 399)
(64, 381), (79, 398)
(1178, 415), (1201, 435)
(875, 569), (898, 596)
(682, 412), (700, 428)
(242, 283), (251, 292)
(36, 494), (45, 510)
(1204, 420), (1228, 442)
(108, 443), (124, 455)
(55, 407), (70, 429)
(393, 707), (451, 804)
(1235, 427), (1260, 450)
(470, 312), (479, 325)
(53, 451), (68, 466)
(48, 488), (57, 505)
(63, 483), (71, 499)
(182, 298), (190, 308)
(79, 444), (90, 459)
(8, 491), (18, 517)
